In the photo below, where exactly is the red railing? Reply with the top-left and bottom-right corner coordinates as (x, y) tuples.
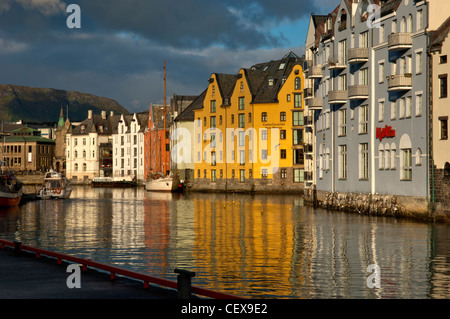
(0, 239), (244, 299)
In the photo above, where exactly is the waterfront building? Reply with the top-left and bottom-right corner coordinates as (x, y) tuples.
(144, 104), (172, 179)
(112, 112), (149, 183)
(305, 0), (449, 211)
(170, 91), (205, 183)
(65, 110), (120, 182)
(428, 16), (450, 209)
(1, 126), (55, 172)
(191, 52), (306, 193)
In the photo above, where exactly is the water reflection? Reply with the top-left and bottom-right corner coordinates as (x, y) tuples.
(0, 186), (449, 299)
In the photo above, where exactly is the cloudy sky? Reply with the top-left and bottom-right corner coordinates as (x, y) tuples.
(0, 0), (336, 113)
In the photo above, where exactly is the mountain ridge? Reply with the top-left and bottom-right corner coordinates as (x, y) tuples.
(0, 84), (130, 123)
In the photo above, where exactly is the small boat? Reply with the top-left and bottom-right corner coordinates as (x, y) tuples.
(92, 177), (137, 188)
(38, 170), (72, 199)
(145, 174), (181, 192)
(0, 170), (23, 207)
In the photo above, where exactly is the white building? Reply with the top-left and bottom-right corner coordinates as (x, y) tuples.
(66, 110), (119, 182)
(112, 112), (148, 183)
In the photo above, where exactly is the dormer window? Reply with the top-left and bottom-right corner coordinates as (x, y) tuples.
(80, 125), (86, 133)
(279, 62), (286, 70)
(268, 78), (274, 86)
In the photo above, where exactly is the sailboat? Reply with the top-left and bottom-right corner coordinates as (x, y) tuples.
(145, 62), (181, 192)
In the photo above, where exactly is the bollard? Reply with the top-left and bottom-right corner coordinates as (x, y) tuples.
(13, 241), (22, 256)
(174, 268), (196, 299)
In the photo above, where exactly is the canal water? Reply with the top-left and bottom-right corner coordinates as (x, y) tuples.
(0, 186), (449, 299)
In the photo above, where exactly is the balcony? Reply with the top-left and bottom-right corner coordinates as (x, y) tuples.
(388, 33), (412, 51)
(328, 90), (347, 104)
(348, 48), (368, 64)
(307, 97), (323, 110)
(304, 115), (314, 128)
(309, 65), (323, 78)
(348, 85), (369, 100)
(304, 87), (313, 99)
(328, 61), (347, 71)
(304, 143), (313, 154)
(387, 74), (412, 91)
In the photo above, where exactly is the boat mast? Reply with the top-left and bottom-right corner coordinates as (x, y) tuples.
(163, 61), (166, 177)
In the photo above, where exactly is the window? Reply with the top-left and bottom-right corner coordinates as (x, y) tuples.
(239, 131), (245, 146)
(261, 169), (268, 178)
(261, 129), (267, 140)
(440, 117), (448, 140)
(231, 114), (234, 124)
(406, 96), (412, 118)
(401, 148), (412, 180)
(293, 129), (303, 145)
(379, 146), (385, 170)
(204, 117), (207, 126)
(416, 148), (422, 166)
(385, 144), (391, 170)
(239, 169), (245, 182)
(211, 169), (216, 182)
(210, 116), (216, 129)
(360, 31), (369, 48)
(211, 151), (216, 166)
(268, 79), (274, 86)
(416, 10), (423, 31)
(280, 149), (286, 159)
(391, 145), (397, 169)
(339, 145), (347, 179)
(280, 130), (286, 140)
(293, 111), (304, 126)
(248, 112), (252, 123)
(440, 55), (448, 64)
(294, 169), (304, 183)
(219, 115), (222, 125)
(359, 105), (368, 134)
(379, 101), (384, 122)
(240, 81), (244, 91)
(261, 112), (267, 122)
(294, 94), (302, 108)
(261, 150), (267, 160)
(391, 101), (397, 120)
(379, 24), (385, 43)
(293, 149), (304, 165)
(338, 109), (347, 136)
(416, 51), (422, 74)
(379, 62), (385, 83)
(280, 112), (286, 121)
(416, 94), (423, 116)
(239, 150), (245, 165)
(239, 97), (245, 110)
(360, 143), (369, 180)
(210, 133), (216, 148)
(239, 114), (245, 128)
(339, 39), (347, 64)
(295, 77), (301, 90)
(399, 98), (405, 119)
(360, 68), (368, 85)
(198, 169), (200, 178)
(281, 169), (287, 179)
(440, 75), (448, 98)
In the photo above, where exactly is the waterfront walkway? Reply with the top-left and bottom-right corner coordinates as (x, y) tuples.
(0, 239), (242, 299)
(0, 244), (178, 299)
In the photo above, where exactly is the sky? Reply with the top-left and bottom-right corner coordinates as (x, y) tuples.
(0, 0), (337, 114)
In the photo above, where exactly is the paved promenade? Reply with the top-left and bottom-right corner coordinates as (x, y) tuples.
(0, 245), (178, 299)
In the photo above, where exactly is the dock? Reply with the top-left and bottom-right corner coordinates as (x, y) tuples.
(0, 239), (243, 299)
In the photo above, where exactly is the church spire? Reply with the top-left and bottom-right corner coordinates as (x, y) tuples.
(57, 105), (64, 128)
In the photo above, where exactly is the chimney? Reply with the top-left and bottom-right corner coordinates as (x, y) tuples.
(101, 110), (106, 119)
(88, 110), (92, 119)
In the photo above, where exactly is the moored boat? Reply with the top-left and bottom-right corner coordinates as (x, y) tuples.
(145, 175), (181, 192)
(0, 171), (23, 207)
(38, 170), (72, 199)
(92, 177), (137, 188)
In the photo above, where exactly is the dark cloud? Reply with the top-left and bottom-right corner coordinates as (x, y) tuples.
(0, 0), (336, 113)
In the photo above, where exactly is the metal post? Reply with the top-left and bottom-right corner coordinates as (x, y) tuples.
(13, 241), (22, 256)
(174, 268), (196, 299)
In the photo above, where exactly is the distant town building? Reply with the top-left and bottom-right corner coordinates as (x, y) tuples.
(1, 126), (55, 172)
(53, 106), (73, 173)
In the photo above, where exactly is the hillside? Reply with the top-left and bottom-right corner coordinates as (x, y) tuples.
(0, 84), (130, 123)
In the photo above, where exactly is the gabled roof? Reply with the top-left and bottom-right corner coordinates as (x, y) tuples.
(214, 73), (239, 106)
(71, 113), (121, 136)
(429, 16), (450, 52)
(174, 91), (205, 122)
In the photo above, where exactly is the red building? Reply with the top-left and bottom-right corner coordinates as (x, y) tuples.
(144, 104), (171, 180)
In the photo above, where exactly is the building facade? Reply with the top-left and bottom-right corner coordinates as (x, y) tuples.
(112, 112), (148, 183)
(305, 0), (449, 208)
(65, 110), (120, 182)
(192, 53), (306, 193)
(2, 127), (55, 172)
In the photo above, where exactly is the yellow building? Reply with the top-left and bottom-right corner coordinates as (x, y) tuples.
(192, 52), (305, 193)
